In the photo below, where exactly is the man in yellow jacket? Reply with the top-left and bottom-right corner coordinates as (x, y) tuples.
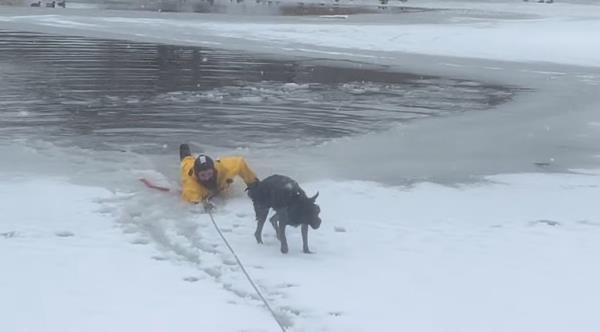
(179, 144), (259, 209)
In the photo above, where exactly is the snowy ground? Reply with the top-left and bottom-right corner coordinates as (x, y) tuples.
(0, 178), (277, 332)
(2, 159), (600, 331)
(1, 1), (600, 331)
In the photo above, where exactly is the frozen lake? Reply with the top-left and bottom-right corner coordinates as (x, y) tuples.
(0, 29), (515, 153)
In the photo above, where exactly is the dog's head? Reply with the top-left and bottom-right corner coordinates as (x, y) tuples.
(289, 192), (321, 229)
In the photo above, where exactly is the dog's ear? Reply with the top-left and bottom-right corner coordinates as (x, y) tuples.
(309, 192), (319, 202)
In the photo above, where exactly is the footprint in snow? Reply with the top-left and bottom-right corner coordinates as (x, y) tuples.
(203, 267), (222, 278)
(577, 220), (600, 227)
(531, 219), (561, 227)
(1, 231), (17, 238)
(131, 238), (150, 245)
(277, 283), (298, 289)
(224, 284), (258, 300)
(222, 258), (237, 266)
(280, 306), (301, 316)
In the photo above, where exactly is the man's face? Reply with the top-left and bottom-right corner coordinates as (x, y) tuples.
(197, 168), (215, 182)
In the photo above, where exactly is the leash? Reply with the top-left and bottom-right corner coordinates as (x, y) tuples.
(206, 210), (288, 332)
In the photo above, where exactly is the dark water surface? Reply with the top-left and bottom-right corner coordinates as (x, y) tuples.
(94, 0), (433, 16)
(0, 30), (515, 153)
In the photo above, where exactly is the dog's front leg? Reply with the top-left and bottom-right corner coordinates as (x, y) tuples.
(301, 224), (311, 254)
(255, 218), (265, 244)
(279, 222), (288, 254)
(254, 203), (269, 244)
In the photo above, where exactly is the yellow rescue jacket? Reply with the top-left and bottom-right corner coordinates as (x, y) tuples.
(180, 155), (258, 203)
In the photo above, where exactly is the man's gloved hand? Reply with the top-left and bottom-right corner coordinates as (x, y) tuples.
(202, 199), (216, 213)
(245, 180), (260, 200)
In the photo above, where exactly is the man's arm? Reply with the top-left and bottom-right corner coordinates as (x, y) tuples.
(218, 156), (259, 186)
(179, 144), (192, 161)
(235, 157), (259, 185)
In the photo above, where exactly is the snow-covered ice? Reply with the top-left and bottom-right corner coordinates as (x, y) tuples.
(1, 0), (600, 67)
(2, 166), (600, 331)
(0, 178), (277, 331)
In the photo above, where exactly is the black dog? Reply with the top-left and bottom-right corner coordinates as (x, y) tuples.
(248, 175), (321, 254)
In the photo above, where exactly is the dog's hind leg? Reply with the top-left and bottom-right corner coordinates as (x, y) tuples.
(253, 203), (269, 244)
(277, 210), (289, 254)
(269, 213), (280, 240)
